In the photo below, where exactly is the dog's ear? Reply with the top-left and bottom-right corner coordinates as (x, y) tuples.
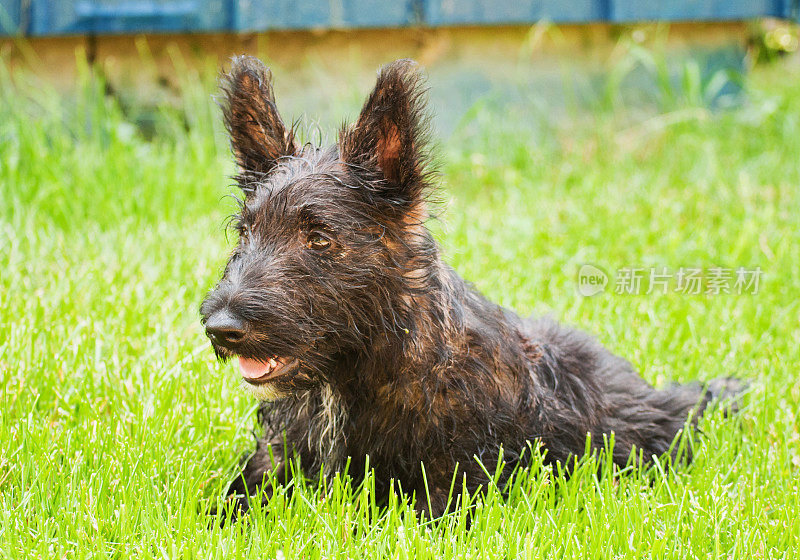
(340, 59), (431, 204)
(220, 56), (297, 178)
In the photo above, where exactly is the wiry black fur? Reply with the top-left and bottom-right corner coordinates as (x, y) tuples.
(200, 56), (744, 519)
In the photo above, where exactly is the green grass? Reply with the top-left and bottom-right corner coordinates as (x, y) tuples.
(1, 57), (799, 559)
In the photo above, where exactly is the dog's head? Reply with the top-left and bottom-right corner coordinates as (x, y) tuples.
(200, 56), (435, 400)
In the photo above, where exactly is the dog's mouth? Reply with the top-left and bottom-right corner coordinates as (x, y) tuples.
(238, 356), (299, 385)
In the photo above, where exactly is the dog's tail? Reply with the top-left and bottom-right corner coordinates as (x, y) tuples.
(647, 376), (748, 464)
(662, 376), (748, 421)
(698, 376), (749, 415)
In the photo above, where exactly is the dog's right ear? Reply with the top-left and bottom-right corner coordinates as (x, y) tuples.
(339, 60), (431, 206)
(219, 56), (297, 178)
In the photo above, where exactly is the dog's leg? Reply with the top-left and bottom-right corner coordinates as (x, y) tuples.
(221, 438), (291, 521)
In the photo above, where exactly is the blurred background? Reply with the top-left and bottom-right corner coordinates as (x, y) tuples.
(1, 1), (799, 135)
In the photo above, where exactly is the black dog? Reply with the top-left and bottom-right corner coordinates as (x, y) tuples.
(201, 56), (741, 517)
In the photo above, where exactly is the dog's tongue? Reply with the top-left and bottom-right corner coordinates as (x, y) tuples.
(239, 357), (272, 380)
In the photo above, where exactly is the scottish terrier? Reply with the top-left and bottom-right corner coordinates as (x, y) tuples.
(200, 56), (742, 517)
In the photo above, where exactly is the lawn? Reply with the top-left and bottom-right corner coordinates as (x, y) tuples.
(1, 56), (799, 559)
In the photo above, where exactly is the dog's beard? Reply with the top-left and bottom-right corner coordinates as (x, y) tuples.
(241, 378), (288, 401)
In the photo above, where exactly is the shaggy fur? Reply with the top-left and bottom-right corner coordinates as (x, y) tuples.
(200, 56), (742, 518)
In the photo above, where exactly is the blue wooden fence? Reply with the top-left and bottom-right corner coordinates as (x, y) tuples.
(0, 0), (797, 37)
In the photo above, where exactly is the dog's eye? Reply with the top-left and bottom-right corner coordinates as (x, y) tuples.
(306, 231), (331, 251)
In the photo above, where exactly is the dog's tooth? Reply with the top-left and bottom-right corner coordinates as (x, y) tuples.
(269, 358), (278, 368)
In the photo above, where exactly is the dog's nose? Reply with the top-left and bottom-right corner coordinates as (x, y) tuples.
(205, 310), (248, 346)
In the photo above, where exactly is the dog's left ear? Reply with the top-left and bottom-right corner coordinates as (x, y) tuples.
(220, 56), (298, 178)
(340, 59), (430, 203)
